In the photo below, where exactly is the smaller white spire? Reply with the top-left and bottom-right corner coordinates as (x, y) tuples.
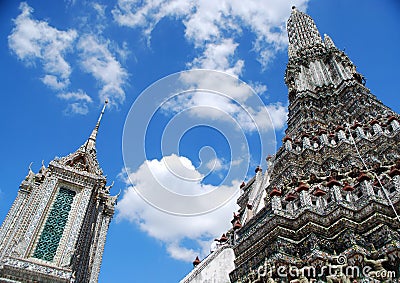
(39, 160), (46, 173)
(324, 34), (336, 49)
(25, 162), (35, 180)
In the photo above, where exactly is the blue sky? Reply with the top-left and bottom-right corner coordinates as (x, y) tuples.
(0, 0), (399, 282)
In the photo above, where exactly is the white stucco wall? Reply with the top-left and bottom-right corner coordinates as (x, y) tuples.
(180, 246), (235, 283)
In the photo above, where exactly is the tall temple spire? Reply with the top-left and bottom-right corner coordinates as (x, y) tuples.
(223, 7), (400, 283)
(179, 6), (400, 283)
(86, 99), (108, 151)
(181, 7), (400, 283)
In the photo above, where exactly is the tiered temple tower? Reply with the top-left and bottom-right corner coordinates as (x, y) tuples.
(181, 6), (400, 283)
(0, 101), (117, 283)
(228, 7), (400, 282)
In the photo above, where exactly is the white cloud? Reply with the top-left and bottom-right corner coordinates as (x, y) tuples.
(112, 0), (309, 70)
(265, 102), (288, 130)
(8, 2), (129, 112)
(42, 75), (69, 90)
(77, 34), (128, 105)
(8, 2), (77, 89)
(249, 81), (268, 96)
(117, 154), (239, 261)
(190, 38), (244, 76)
(92, 3), (106, 19)
(65, 0), (77, 7)
(112, 41), (130, 62)
(63, 102), (89, 115)
(112, 0), (193, 36)
(57, 89), (93, 103)
(179, 71), (253, 103)
(162, 89), (287, 133)
(90, 3), (108, 34)
(231, 159), (243, 167)
(166, 243), (197, 262)
(205, 157), (224, 171)
(112, 0), (296, 132)
(240, 102), (288, 132)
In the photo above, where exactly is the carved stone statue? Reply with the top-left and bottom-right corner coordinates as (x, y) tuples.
(326, 272), (351, 283)
(325, 256), (351, 283)
(363, 250), (389, 280)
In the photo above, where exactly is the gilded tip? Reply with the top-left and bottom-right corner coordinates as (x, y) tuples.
(105, 99), (109, 104)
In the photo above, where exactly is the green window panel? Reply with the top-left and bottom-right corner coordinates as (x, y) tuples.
(33, 187), (76, 261)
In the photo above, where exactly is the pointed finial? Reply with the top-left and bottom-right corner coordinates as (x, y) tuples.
(39, 160), (46, 173)
(193, 256), (201, 267)
(105, 181), (115, 194)
(25, 162), (35, 181)
(108, 189), (121, 206)
(86, 99), (108, 151)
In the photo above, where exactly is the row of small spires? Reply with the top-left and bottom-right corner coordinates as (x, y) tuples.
(239, 166), (263, 189)
(238, 116), (399, 191)
(237, 160), (400, 218)
(239, 167), (400, 216)
(192, 234), (229, 266)
(269, 160), (400, 201)
(192, 233), (229, 267)
(270, 180), (360, 201)
(191, 172), (392, 266)
(283, 115), (399, 145)
(192, 220), (243, 268)
(192, 160), (400, 269)
(192, 166), (400, 268)
(192, 115), (399, 268)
